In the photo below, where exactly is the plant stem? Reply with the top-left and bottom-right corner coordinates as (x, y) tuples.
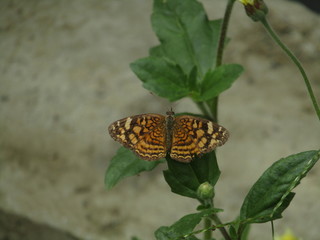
(204, 217), (212, 240)
(196, 101), (212, 119)
(210, 214), (232, 240)
(202, 1), (236, 240)
(260, 17), (320, 121)
(271, 220), (275, 239)
(211, 0), (236, 122)
(207, 197), (231, 240)
(216, 0), (236, 68)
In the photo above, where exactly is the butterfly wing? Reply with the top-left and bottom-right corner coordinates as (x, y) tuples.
(170, 115), (229, 162)
(108, 114), (167, 161)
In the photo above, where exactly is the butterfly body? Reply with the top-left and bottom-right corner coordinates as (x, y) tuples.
(108, 111), (229, 163)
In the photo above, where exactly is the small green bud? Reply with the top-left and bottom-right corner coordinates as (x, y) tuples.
(239, 0), (268, 22)
(197, 182), (214, 200)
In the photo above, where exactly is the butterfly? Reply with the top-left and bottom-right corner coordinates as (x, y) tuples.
(108, 110), (229, 163)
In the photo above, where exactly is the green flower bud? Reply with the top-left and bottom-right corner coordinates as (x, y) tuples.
(197, 182), (214, 200)
(239, 0), (268, 22)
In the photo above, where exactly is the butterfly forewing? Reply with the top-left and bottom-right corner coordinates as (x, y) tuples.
(108, 114), (167, 161)
(170, 115), (229, 162)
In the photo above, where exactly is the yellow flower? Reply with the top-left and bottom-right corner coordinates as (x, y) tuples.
(238, 0), (268, 22)
(238, 0), (255, 5)
(275, 229), (300, 240)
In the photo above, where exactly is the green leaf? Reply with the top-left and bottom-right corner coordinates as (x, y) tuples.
(194, 64), (243, 101)
(240, 150), (320, 224)
(149, 45), (166, 58)
(105, 147), (163, 189)
(163, 157), (200, 199)
(163, 170), (198, 199)
(240, 224), (251, 240)
(190, 151), (220, 187)
(229, 220), (250, 240)
(163, 152), (220, 199)
(155, 209), (216, 240)
(130, 57), (190, 101)
(152, 0), (221, 77)
(187, 66), (198, 91)
(229, 225), (237, 240)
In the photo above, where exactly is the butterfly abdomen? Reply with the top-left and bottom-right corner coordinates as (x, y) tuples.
(165, 113), (175, 153)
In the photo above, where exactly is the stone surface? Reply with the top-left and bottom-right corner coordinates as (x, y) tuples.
(0, 210), (80, 240)
(0, 0), (319, 239)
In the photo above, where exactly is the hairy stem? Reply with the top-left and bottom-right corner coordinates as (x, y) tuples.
(210, 0), (236, 123)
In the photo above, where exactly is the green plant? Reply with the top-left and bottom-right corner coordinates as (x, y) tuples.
(105, 0), (320, 239)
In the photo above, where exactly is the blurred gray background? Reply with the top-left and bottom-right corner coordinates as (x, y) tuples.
(0, 0), (319, 239)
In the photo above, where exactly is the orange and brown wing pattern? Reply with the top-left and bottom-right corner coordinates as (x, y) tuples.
(108, 114), (167, 161)
(170, 115), (229, 162)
